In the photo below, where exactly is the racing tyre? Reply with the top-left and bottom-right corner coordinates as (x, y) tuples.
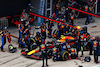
(47, 50), (53, 59)
(60, 50), (69, 61)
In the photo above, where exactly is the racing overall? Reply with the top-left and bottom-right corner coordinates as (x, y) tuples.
(41, 28), (46, 40)
(40, 44), (48, 67)
(53, 47), (58, 61)
(85, 2), (91, 25)
(77, 31), (84, 57)
(18, 24), (23, 40)
(80, 35), (84, 57)
(24, 36), (30, 51)
(56, 3), (60, 18)
(93, 40), (99, 63)
(71, 48), (77, 59)
(48, 22), (52, 38)
(57, 29), (60, 39)
(70, 11), (77, 25)
(88, 38), (94, 55)
(40, 23), (47, 40)
(59, 25), (64, 35)
(63, 25), (66, 35)
(70, 15), (74, 25)
(0, 32), (6, 52)
(35, 37), (42, 46)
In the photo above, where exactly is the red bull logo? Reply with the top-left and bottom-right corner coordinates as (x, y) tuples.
(71, 49), (75, 52)
(85, 6), (88, 11)
(71, 17), (74, 20)
(53, 48), (57, 53)
(93, 42), (97, 47)
(60, 26), (64, 29)
(41, 46), (46, 49)
(71, 48), (75, 54)
(81, 35), (84, 41)
(42, 29), (45, 32)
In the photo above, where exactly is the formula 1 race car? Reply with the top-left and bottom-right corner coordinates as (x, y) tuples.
(21, 44), (53, 60)
(52, 40), (78, 62)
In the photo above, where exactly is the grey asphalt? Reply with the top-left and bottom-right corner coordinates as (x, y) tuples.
(0, 17), (100, 67)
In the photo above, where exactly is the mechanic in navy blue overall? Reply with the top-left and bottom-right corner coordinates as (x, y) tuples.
(35, 32), (42, 46)
(77, 31), (84, 57)
(53, 46), (59, 61)
(40, 23), (47, 40)
(88, 37), (94, 55)
(40, 43), (48, 67)
(70, 10), (77, 25)
(57, 29), (60, 39)
(1, 27), (9, 52)
(93, 37), (99, 63)
(85, 1), (91, 25)
(59, 25), (64, 35)
(66, 26), (70, 33)
(48, 21), (53, 38)
(55, 1), (60, 18)
(18, 24), (25, 48)
(62, 25), (66, 35)
(57, 23), (60, 39)
(18, 24), (24, 48)
(57, 23), (60, 30)
(0, 31), (6, 52)
(18, 24), (24, 40)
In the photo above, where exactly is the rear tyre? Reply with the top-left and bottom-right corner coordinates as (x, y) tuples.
(47, 50), (53, 59)
(60, 50), (69, 61)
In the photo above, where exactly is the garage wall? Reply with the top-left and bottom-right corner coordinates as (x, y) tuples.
(0, 0), (28, 17)
(31, 0), (40, 14)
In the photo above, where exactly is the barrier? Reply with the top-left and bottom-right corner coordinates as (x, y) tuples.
(29, 12), (75, 28)
(68, 7), (100, 18)
(0, 17), (8, 29)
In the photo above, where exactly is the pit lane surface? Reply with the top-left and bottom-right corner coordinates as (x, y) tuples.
(0, 17), (100, 67)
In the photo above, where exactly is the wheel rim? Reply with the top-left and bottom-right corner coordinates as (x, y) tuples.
(62, 51), (69, 60)
(47, 50), (53, 58)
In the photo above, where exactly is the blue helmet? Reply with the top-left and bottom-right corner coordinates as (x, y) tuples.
(36, 32), (40, 36)
(80, 31), (83, 34)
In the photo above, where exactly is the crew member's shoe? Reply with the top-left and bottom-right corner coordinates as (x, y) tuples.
(1, 50), (5, 52)
(85, 23), (88, 25)
(46, 65), (49, 66)
(89, 54), (93, 55)
(96, 62), (99, 64)
(1, 47), (5, 52)
(80, 55), (83, 57)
